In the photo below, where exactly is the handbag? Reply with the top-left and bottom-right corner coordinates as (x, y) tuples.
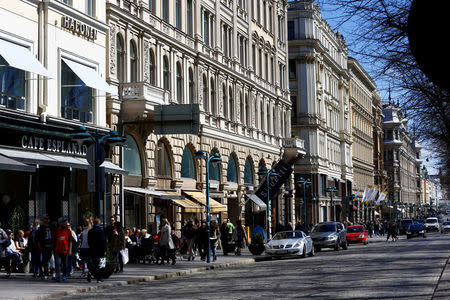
(120, 248), (129, 265)
(99, 257), (106, 269)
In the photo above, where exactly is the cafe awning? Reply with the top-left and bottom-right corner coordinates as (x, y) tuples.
(0, 154), (35, 172)
(0, 39), (51, 77)
(62, 58), (114, 94)
(245, 194), (267, 210)
(182, 190), (228, 213)
(164, 191), (203, 213)
(123, 187), (185, 200)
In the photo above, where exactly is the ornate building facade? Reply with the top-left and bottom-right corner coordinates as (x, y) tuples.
(105, 0), (300, 233)
(288, 1), (353, 225)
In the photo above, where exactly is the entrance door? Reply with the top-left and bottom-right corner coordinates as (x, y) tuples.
(227, 197), (240, 224)
(320, 206), (327, 222)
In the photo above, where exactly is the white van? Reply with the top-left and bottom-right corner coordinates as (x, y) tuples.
(425, 217), (440, 232)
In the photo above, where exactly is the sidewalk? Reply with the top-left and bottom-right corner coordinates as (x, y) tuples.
(0, 250), (260, 300)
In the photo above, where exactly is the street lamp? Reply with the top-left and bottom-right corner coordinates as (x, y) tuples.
(326, 187), (338, 222)
(257, 167), (279, 240)
(195, 150), (222, 263)
(297, 178), (311, 232)
(72, 126), (125, 224)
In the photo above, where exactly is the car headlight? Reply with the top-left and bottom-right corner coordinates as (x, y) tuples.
(328, 235), (337, 240)
(406, 231), (411, 234)
(293, 242), (301, 248)
(419, 230), (425, 233)
(265, 244), (272, 249)
(359, 234), (364, 238)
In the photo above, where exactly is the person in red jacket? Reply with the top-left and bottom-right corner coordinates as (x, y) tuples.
(53, 217), (72, 282)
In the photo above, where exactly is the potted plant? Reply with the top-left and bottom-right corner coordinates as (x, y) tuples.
(248, 233), (265, 255)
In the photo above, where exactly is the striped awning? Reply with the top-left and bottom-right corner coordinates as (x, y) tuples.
(182, 190), (227, 213)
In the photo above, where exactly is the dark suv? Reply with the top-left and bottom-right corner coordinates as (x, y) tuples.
(400, 219), (413, 234)
(310, 222), (348, 251)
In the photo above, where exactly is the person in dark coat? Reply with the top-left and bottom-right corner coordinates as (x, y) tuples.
(197, 221), (208, 261)
(36, 214), (54, 279)
(88, 218), (106, 282)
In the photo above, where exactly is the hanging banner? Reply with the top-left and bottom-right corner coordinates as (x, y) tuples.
(252, 160), (293, 205)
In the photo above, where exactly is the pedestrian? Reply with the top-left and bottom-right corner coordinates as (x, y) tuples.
(88, 218), (106, 282)
(233, 220), (247, 256)
(252, 224), (266, 241)
(210, 220), (220, 261)
(66, 222), (77, 276)
(184, 220), (196, 261)
(197, 221), (208, 260)
(28, 219), (41, 278)
(36, 214), (54, 279)
(220, 220), (229, 256)
(53, 217), (72, 282)
(79, 218), (91, 276)
(110, 222), (125, 273)
(158, 218), (175, 265)
(0, 222), (12, 277)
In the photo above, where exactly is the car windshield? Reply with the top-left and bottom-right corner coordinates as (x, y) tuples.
(311, 224), (336, 233)
(416, 219), (425, 223)
(272, 231), (303, 240)
(426, 219), (438, 224)
(443, 222), (450, 226)
(410, 224), (422, 229)
(401, 220), (412, 225)
(347, 227), (363, 233)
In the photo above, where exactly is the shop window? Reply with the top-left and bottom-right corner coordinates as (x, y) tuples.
(156, 140), (172, 178)
(130, 41), (137, 82)
(0, 55), (25, 110)
(244, 158), (254, 184)
(60, 59), (92, 123)
(181, 146), (195, 179)
(116, 34), (124, 83)
(227, 155), (238, 183)
(123, 136), (142, 175)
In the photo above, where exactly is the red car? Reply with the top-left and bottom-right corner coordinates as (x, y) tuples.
(346, 225), (368, 245)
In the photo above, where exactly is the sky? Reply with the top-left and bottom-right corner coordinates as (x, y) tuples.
(317, 1), (440, 175)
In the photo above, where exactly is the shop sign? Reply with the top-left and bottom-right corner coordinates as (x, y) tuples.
(21, 135), (87, 156)
(61, 15), (98, 40)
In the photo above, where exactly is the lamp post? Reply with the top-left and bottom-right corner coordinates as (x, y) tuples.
(297, 178), (311, 232)
(257, 167), (279, 240)
(195, 150), (222, 263)
(326, 187), (338, 222)
(72, 126), (125, 224)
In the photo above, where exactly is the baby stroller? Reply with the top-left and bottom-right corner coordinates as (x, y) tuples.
(86, 256), (116, 282)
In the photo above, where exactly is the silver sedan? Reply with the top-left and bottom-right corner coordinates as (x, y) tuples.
(265, 230), (315, 258)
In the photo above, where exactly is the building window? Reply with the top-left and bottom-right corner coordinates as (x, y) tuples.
(156, 140), (172, 178)
(245, 94), (250, 125)
(257, 0), (261, 23)
(210, 78), (216, 115)
(223, 84), (228, 119)
(227, 155), (238, 183)
(289, 59), (296, 79)
(162, 0), (169, 22)
(86, 0), (95, 16)
(176, 62), (183, 103)
(244, 158), (254, 184)
(175, 0), (182, 29)
(149, 0), (154, 13)
(60, 59), (92, 123)
(229, 86), (234, 121)
(0, 55), (25, 110)
(130, 41), (137, 82)
(268, 5), (273, 32)
(202, 74), (208, 111)
(320, 174), (327, 196)
(124, 135), (142, 175)
(288, 21), (295, 40)
(181, 146), (196, 179)
(188, 68), (194, 104)
(163, 56), (170, 90)
(149, 49), (155, 85)
(187, 0), (193, 36)
(240, 92), (244, 123)
(116, 34), (124, 83)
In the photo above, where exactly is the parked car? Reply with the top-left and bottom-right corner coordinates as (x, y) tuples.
(400, 219), (413, 234)
(441, 221), (450, 233)
(425, 217), (440, 232)
(346, 225), (368, 245)
(310, 222), (348, 252)
(265, 231), (314, 258)
(406, 223), (426, 239)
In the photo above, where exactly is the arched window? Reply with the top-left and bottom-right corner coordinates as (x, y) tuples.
(188, 68), (194, 104)
(209, 150), (221, 181)
(229, 86), (234, 121)
(116, 34), (124, 83)
(130, 40), (137, 82)
(156, 140), (172, 178)
(149, 49), (156, 85)
(210, 78), (216, 115)
(123, 135), (142, 175)
(176, 62), (183, 103)
(202, 74), (208, 111)
(163, 56), (170, 90)
(227, 155), (238, 183)
(244, 158), (254, 184)
(222, 83), (228, 119)
(180, 146), (196, 179)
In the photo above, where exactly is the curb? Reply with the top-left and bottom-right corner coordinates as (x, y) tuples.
(26, 258), (256, 300)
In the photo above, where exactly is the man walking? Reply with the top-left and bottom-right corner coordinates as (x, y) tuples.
(28, 219), (41, 278)
(88, 218), (106, 282)
(37, 214), (54, 279)
(53, 217), (72, 282)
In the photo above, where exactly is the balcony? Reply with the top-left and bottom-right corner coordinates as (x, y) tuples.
(119, 82), (169, 122)
(282, 137), (306, 165)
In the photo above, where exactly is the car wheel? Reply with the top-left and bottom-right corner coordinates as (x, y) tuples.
(301, 245), (307, 258)
(334, 241), (340, 251)
(309, 246), (315, 257)
(342, 240), (348, 250)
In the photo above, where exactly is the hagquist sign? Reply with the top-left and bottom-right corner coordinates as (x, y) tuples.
(21, 135), (87, 156)
(61, 15), (98, 40)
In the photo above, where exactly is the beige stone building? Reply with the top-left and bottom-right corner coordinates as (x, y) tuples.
(105, 0), (298, 233)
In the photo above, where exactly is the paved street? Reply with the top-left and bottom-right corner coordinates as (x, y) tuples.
(51, 233), (450, 300)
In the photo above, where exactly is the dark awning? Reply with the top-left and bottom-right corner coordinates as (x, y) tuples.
(0, 154), (35, 172)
